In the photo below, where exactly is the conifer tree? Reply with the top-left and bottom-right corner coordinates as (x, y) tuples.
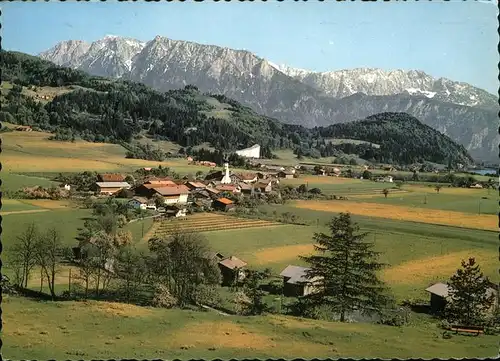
(300, 213), (392, 322)
(444, 258), (496, 326)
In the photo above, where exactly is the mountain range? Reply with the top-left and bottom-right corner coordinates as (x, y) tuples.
(39, 35), (499, 161)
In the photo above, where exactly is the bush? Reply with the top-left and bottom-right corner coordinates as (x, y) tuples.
(152, 285), (178, 308)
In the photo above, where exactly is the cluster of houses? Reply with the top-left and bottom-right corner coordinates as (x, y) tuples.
(89, 162), (299, 217)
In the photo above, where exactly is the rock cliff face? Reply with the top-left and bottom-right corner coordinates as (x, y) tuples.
(40, 35), (499, 161)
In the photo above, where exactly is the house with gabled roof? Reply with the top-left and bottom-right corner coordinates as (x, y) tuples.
(218, 256), (248, 286)
(425, 281), (498, 314)
(215, 184), (241, 194)
(127, 196), (150, 210)
(94, 182), (131, 196)
(255, 180), (273, 193)
(231, 172), (258, 184)
(153, 185), (190, 205)
(280, 265), (322, 297)
(185, 181), (207, 191)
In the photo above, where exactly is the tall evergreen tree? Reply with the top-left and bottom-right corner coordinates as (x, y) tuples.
(444, 258), (496, 326)
(300, 213), (392, 322)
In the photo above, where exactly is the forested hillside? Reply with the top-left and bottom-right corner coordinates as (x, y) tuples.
(0, 50), (473, 166)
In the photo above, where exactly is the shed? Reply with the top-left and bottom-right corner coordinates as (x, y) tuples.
(425, 282), (450, 314)
(280, 265), (322, 297)
(425, 281), (499, 314)
(213, 197), (235, 211)
(218, 256), (248, 286)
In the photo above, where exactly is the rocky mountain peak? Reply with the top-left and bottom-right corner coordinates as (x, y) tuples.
(38, 35), (499, 161)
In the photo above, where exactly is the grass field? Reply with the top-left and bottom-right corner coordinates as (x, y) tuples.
(2, 296), (497, 360)
(0, 129), (245, 174)
(1, 172), (57, 193)
(350, 184), (497, 215)
(293, 200), (497, 231)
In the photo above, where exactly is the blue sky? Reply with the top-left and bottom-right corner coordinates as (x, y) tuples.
(2, 0), (498, 93)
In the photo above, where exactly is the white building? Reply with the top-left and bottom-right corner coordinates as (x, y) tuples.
(235, 144), (260, 159)
(128, 197), (148, 210)
(221, 162), (232, 184)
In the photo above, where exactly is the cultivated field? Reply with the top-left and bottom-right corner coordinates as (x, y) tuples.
(149, 213), (285, 240)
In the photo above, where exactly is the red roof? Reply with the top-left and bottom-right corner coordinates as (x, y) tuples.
(216, 197), (234, 205)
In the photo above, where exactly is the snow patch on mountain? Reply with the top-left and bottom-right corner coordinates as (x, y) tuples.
(406, 88), (436, 98)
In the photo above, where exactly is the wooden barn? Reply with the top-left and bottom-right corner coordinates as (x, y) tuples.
(280, 265), (322, 297)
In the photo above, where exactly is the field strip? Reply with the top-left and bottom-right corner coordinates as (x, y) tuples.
(293, 200), (497, 231)
(0, 209), (50, 216)
(250, 244), (315, 265)
(20, 200), (73, 209)
(382, 249), (497, 285)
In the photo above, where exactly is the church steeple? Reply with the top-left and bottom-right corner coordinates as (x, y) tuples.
(221, 160), (231, 184)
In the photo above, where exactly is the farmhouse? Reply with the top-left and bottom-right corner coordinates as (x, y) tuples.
(218, 256), (248, 286)
(215, 184), (241, 194)
(255, 180), (273, 193)
(280, 265), (322, 297)
(425, 281), (499, 314)
(212, 197), (235, 211)
(165, 204), (188, 218)
(238, 182), (253, 195)
(59, 184), (71, 191)
(128, 196), (149, 210)
(98, 173), (126, 182)
(375, 176), (394, 183)
(231, 172), (258, 184)
(94, 182), (131, 196)
(265, 165), (285, 172)
(277, 170), (295, 179)
(153, 185), (190, 205)
(470, 183), (484, 189)
(205, 187), (220, 197)
(134, 184), (160, 198)
(185, 181), (207, 191)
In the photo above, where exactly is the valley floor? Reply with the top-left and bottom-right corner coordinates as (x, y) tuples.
(1, 135), (497, 359)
